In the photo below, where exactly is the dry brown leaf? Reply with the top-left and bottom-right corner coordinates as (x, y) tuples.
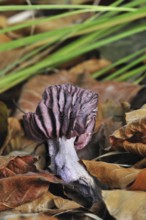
(126, 108), (146, 123)
(103, 190), (146, 220)
(82, 160), (140, 189)
(0, 155), (37, 178)
(0, 49), (27, 74)
(54, 196), (81, 210)
(0, 117), (46, 169)
(11, 11), (92, 37)
(110, 114), (146, 156)
(15, 70), (143, 119)
(2, 117), (36, 155)
(15, 191), (81, 213)
(70, 58), (111, 75)
(1, 212), (58, 220)
(0, 172), (62, 211)
(15, 192), (55, 213)
(128, 168), (146, 191)
(35, 13), (92, 34)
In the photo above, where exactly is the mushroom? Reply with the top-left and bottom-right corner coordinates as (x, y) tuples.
(23, 84), (101, 203)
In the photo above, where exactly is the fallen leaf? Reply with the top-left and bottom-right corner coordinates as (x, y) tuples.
(129, 168), (146, 191)
(15, 71), (144, 119)
(0, 212), (58, 220)
(82, 160), (140, 189)
(15, 191), (81, 213)
(70, 58), (111, 75)
(2, 117), (36, 155)
(110, 113), (146, 156)
(126, 108), (146, 123)
(103, 190), (146, 220)
(0, 172), (62, 211)
(54, 196), (81, 210)
(0, 155), (37, 178)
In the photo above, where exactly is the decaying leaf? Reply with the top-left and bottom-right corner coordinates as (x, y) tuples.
(82, 160), (140, 189)
(129, 169), (146, 191)
(69, 58), (111, 75)
(110, 109), (146, 156)
(0, 155), (37, 178)
(0, 212), (58, 220)
(1, 117), (36, 155)
(0, 172), (62, 211)
(0, 117), (46, 170)
(103, 190), (146, 220)
(15, 191), (81, 213)
(15, 65), (144, 119)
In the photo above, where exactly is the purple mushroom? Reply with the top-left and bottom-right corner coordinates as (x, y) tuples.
(23, 84), (101, 203)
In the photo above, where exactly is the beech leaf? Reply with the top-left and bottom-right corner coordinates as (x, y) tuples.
(15, 191), (81, 213)
(0, 172), (62, 211)
(82, 160), (140, 189)
(0, 155), (37, 178)
(110, 109), (146, 156)
(103, 190), (146, 220)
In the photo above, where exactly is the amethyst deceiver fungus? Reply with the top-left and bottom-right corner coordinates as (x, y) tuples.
(23, 84), (101, 203)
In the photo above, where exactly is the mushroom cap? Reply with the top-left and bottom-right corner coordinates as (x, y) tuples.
(23, 84), (98, 150)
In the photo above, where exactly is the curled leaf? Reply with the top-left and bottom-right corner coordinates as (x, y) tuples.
(0, 172), (62, 211)
(110, 113), (146, 156)
(0, 155), (37, 178)
(82, 160), (140, 189)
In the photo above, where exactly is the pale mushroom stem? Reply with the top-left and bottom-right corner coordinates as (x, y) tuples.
(47, 136), (98, 201)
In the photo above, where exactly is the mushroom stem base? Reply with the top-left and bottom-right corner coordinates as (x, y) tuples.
(48, 136), (102, 203)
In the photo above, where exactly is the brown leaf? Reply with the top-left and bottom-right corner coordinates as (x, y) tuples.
(126, 107), (146, 123)
(2, 117), (36, 155)
(15, 191), (81, 213)
(110, 113), (146, 156)
(35, 12), (92, 34)
(0, 155), (37, 178)
(70, 58), (111, 75)
(82, 160), (140, 189)
(103, 190), (146, 220)
(0, 212), (58, 220)
(129, 169), (146, 191)
(0, 49), (26, 71)
(54, 196), (81, 210)
(15, 70), (143, 119)
(1, 117), (47, 170)
(0, 172), (62, 211)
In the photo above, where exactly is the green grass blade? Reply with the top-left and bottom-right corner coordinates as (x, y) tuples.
(0, 5), (136, 12)
(105, 54), (146, 80)
(116, 65), (146, 81)
(92, 48), (146, 78)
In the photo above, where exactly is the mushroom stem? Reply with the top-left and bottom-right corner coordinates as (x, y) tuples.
(48, 136), (101, 203)
(55, 136), (94, 185)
